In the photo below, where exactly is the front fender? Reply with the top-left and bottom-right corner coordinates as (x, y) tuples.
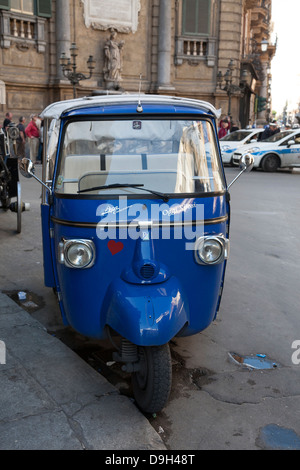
(103, 277), (189, 346)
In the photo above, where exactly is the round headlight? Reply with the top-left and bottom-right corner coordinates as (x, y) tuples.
(195, 237), (224, 265)
(64, 240), (95, 269)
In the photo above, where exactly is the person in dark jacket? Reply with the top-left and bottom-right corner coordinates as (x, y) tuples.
(258, 122), (280, 141)
(2, 112), (13, 134)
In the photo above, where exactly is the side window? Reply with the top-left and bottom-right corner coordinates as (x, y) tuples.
(293, 134), (300, 143)
(280, 138), (293, 147)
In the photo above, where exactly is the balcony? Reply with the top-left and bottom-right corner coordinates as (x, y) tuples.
(175, 36), (216, 67)
(0, 10), (46, 53)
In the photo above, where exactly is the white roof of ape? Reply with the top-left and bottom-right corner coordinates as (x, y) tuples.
(40, 94), (221, 120)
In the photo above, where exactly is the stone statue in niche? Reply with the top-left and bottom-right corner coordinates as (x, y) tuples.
(103, 29), (125, 90)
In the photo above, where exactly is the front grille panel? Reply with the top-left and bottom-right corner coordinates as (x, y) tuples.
(140, 264), (155, 280)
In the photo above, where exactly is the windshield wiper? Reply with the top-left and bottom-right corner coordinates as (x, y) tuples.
(77, 183), (169, 202)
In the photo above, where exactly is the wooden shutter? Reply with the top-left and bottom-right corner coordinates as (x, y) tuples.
(197, 0), (210, 35)
(183, 0), (210, 35)
(0, 1), (10, 10)
(183, 0), (197, 34)
(36, 0), (52, 18)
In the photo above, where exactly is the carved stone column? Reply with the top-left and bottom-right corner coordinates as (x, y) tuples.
(258, 61), (269, 120)
(56, 0), (71, 80)
(157, 0), (174, 91)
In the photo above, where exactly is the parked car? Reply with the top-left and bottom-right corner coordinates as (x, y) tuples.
(232, 129), (300, 171)
(220, 129), (264, 165)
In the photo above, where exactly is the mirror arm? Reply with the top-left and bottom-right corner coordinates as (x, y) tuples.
(29, 171), (53, 197)
(20, 158), (53, 201)
(227, 153), (254, 189)
(227, 167), (247, 189)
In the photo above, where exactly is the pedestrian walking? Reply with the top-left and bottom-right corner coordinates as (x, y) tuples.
(16, 116), (27, 159)
(25, 114), (40, 163)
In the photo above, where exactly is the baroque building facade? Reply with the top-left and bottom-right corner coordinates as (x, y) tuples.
(0, 0), (276, 127)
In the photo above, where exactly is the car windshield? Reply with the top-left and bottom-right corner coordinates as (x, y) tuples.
(263, 130), (293, 143)
(55, 119), (225, 196)
(220, 130), (252, 142)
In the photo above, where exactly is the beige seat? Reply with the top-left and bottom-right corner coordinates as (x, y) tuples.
(61, 153), (179, 194)
(62, 155), (102, 193)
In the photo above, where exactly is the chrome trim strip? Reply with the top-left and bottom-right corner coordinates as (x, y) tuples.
(51, 215), (228, 228)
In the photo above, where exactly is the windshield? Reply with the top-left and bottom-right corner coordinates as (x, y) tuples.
(220, 130), (252, 142)
(55, 119), (225, 196)
(263, 130), (293, 143)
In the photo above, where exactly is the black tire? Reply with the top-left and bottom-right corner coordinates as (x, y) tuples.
(261, 154), (280, 172)
(132, 344), (172, 414)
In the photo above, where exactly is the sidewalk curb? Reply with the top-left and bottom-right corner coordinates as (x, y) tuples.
(0, 292), (166, 450)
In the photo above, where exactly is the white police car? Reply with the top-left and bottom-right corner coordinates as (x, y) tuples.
(232, 130), (300, 171)
(220, 129), (264, 165)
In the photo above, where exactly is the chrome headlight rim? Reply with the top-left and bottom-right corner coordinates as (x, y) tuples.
(194, 235), (229, 266)
(59, 239), (96, 269)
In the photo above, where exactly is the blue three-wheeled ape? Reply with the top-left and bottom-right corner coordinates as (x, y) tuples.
(20, 94), (253, 413)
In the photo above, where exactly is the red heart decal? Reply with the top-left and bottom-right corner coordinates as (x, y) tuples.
(108, 240), (124, 255)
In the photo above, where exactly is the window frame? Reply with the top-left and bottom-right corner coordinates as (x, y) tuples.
(11, 0), (34, 15)
(54, 115), (226, 199)
(175, 0), (216, 67)
(0, 0), (52, 17)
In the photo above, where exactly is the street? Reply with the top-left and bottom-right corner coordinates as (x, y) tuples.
(1, 166), (300, 450)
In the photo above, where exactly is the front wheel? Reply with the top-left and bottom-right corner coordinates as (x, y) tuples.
(261, 154), (280, 172)
(132, 344), (172, 414)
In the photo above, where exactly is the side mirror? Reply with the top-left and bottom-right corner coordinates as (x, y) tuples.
(227, 153), (254, 189)
(19, 158), (52, 197)
(287, 140), (295, 147)
(239, 153), (254, 172)
(19, 158), (34, 178)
